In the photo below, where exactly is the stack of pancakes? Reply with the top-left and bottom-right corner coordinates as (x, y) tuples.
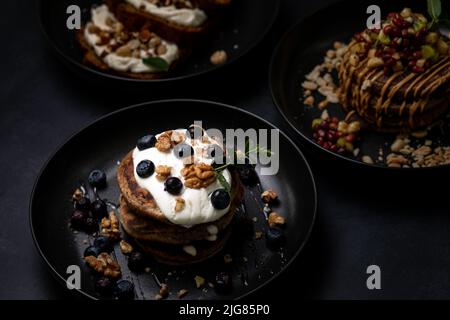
(117, 151), (244, 265)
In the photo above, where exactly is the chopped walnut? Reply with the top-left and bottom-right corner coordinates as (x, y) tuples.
(255, 231), (263, 240)
(155, 131), (172, 152)
(119, 240), (133, 254)
(210, 50), (228, 65)
(100, 211), (121, 241)
(175, 198), (185, 212)
(155, 165), (172, 181)
(194, 275), (205, 288)
(268, 212), (286, 228)
(84, 253), (121, 279)
(261, 190), (278, 203)
(171, 131), (185, 146)
(181, 163), (216, 189)
(155, 283), (169, 300)
(177, 289), (189, 299)
(71, 188), (84, 202)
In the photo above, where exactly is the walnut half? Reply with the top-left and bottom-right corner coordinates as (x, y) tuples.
(181, 163), (216, 189)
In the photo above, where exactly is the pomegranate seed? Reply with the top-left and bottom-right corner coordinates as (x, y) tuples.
(337, 148), (346, 154)
(318, 129), (326, 138)
(393, 17), (403, 27)
(317, 137), (324, 144)
(412, 66), (424, 73)
(313, 132), (319, 140)
(408, 60), (417, 67)
(323, 142), (331, 150)
(345, 134), (355, 143)
(412, 51), (422, 59)
(383, 25), (393, 35)
(330, 144), (338, 152)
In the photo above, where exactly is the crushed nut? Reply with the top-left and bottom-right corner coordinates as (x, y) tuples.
(177, 289), (189, 299)
(155, 165), (172, 181)
(210, 50), (228, 65)
(261, 190), (278, 203)
(318, 99), (329, 110)
(155, 283), (169, 300)
(155, 131), (172, 152)
(194, 276), (205, 288)
(171, 131), (185, 146)
(268, 212), (286, 227)
(119, 240), (133, 254)
(175, 198), (186, 212)
(181, 163), (216, 189)
(304, 96), (315, 106)
(362, 155), (374, 164)
(255, 231), (263, 240)
(71, 188), (84, 202)
(100, 211), (121, 241)
(85, 253), (121, 279)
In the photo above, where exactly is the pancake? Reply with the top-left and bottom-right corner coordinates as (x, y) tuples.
(117, 151), (244, 224)
(119, 195), (238, 245)
(133, 227), (231, 266)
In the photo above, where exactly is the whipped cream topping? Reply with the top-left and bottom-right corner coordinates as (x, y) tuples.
(132, 130), (232, 227)
(125, 0), (207, 27)
(84, 5), (179, 73)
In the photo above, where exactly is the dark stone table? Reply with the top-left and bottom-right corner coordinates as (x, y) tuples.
(1, 0), (449, 299)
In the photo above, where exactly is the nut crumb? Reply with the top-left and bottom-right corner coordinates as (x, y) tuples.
(100, 212), (121, 241)
(119, 240), (133, 254)
(155, 165), (172, 181)
(210, 50), (228, 65)
(175, 198), (186, 212)
(85, 253), (121, 279)
(194, 275), (205, 288)
(224, 254), (233, 264)
(177, 289), (188, 299)
(255, 231), (263, 240)
(155, 283), (169, 300)
(261, 190), (278, 203)
(268, 212), (286, 227)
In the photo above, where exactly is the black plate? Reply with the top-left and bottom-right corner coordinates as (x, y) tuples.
(30, 99), (316, 300)
(270, 0), (450, 170)
(39, 0), (279, 83)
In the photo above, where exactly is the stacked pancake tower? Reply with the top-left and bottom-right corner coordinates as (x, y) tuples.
(117, 127), (243, 265)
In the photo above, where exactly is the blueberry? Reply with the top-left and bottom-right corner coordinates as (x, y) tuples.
(74, 196), (91, 212)
(127, 252), (145, 272)
(114, 280), (135, 300)
(89, 170), (107, 189)
(91, 199), (108, 218)
(94, 236), (113, 253)
(137, 135), (156, 151)
(187, 125), (204, 140)
(84, 217), (98, 233)
(214, 272), (232, 293)
(164, 177), (183, 195)
(136, 160), (155, 178)
(84, 245), (101, 257)
(70, 210), (88, 230)
(211, 189), (231, 210)
(265, 227), (285, 248)
(237, 165), (258, 186)
(95, 277), (115, 296)
(173, 143), (194, 159)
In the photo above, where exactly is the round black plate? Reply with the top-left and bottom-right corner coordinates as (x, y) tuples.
(270, 0), (450, 170)
(39, 0), (279, 83)
(30, 100), (316, 300)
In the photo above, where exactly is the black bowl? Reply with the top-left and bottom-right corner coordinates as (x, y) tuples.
(270, 0), (450, 171)
(30, 99), (317, 300)
(39, 0), (279, 84)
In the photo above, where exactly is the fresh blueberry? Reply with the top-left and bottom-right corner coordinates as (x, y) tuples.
(89, 170), (107, 189)
(84, 245), (101, 257)
(173, 143), (194, 159)
(84, 217), (98, 233)
(95, 277), (115, 296)
(214, 272), (232, 293)
(91, 199), (108, 218)
(136, 160), (155, 178)
(265, 227), (285, 248)
(164, 177), (183, 195)
(211, 189), (231, 210)
(94, 236), (113, 253)
(187, 125), (204, 140)
(70, 210), (88, 230)
(137, 135), (156, 151)
(237, 164), (258, 186)
(127, 252), (145, 272)
(114, 280), (135, 300)
(74, 196), (91, 212)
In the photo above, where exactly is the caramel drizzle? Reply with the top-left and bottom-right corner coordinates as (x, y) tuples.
(339, 43), (450, 128)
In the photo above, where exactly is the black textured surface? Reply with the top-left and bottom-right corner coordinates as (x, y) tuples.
(1, 0), (450, 300)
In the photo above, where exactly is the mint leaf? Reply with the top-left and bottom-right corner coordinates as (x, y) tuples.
(428, 0), (442, 20)
(142, 57), (169, 72)
(216, 171), (231, 193)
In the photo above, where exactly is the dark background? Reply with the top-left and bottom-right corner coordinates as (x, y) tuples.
(1, 0), (450, 300)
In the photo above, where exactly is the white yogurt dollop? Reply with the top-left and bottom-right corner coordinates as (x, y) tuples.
(133, 130), (232, 227)
(84, 5), (179, 73)
(125, 0), (207, 27)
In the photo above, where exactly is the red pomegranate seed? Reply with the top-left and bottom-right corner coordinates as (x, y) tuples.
(412, 66), (424, 73)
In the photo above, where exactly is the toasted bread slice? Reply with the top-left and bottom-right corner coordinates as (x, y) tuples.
(105, 0), (211, 44)
(117, 150), (244, 224)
